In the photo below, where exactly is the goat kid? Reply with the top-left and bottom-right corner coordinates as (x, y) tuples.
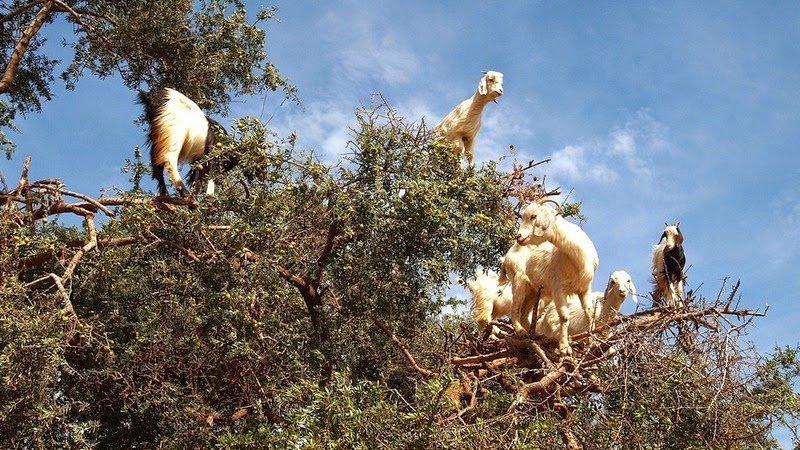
(138, 88), (228, 197)
(536, 271), (636, 340)
(435, 71), (503, 166)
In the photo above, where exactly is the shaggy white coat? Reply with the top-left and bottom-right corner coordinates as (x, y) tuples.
(499, 202), (599, 355)
(535, 271), (636, 340)
(467, 269), (513, 329)
(435, 71), (503, 165)
(141, 88), (217, 196)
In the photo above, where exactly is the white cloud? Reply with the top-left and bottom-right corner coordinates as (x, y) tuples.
(320, 11), (420, 86)
(473, 103), (536, 164)
(394, 96), (438, 128)
(609, 129), (635, 157)
(547, 145), (619, 185)
(532, 108), (671, 195)
(271, 100), (356, 159)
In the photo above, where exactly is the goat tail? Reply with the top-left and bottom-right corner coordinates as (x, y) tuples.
(136, 88), (170, 184)
(136, 89), (152, 108)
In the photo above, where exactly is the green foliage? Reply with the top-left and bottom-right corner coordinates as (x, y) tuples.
(1, 104), (517, 447)
(1, 7), (798, 444)
(1, 99), (18, 158)
(3, 103), (798, 448)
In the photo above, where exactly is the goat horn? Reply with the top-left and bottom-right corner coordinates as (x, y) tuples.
(540, 199), (561, 208)
(481, 71), (488, 74)
(540, 198), (563, 214)
(664, 222), (669, 227)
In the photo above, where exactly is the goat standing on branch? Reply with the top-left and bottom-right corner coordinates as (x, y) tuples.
(138, 88), (228, 197)
(536, 270), (637, 340)
(435, 71), (504, 166)
(499, 200), (599, 356)
(651, 223), (686, 307)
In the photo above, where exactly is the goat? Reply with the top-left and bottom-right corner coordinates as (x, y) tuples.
(651, 223), (686, 307)
(467, 269), (513, 329)
(535, 271), (637, 340)
(434, 71), (503, 165)
(137, 88), (228, 197)
(499, 200), (599, 355)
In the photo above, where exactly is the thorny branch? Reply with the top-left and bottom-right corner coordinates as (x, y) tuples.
(451, 284), (768, 448)
(1, 159), (205, 342)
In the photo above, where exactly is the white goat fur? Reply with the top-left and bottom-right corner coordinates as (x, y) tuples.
(467, 269), (513, 328)
(434, 71), (504, 165)
(651, 225), (685, 307)
(499, 202), (599, 355)
(535, 271), (636, 340)
(139, 88), (221, 197)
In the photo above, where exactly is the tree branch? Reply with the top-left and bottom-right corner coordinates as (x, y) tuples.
(373, 316), (440, 378)
(0, 0), (43, 25)
(0, 0), (54, 94)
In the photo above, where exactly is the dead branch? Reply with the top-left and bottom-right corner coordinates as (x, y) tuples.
(453, 289), (766, 406)
(5, 155), (30, 209)
(31, 182), (115, 217)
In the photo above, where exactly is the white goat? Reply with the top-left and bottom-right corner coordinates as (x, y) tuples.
(651, 223), (686, 307)
(499, 201), (599, 355)
(435, 71), (504, 165)
(467, 269), (513, 329)
(535, 271), (637, 340)
(138, 88), (228, 197)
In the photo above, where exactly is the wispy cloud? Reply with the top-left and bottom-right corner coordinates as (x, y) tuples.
(548, 145), (619, 185)
(320, 11), (421, 86)
(476, 103), (537, 164)
(271, 99), (356, 159)
(758, 188), (800, 268)
(534, 108), (671, 199)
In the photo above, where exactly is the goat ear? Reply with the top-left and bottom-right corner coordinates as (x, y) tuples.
(478, 75), (488, 96)
(532, 213), (553, 237)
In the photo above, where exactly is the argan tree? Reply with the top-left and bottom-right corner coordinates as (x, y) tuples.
(2, 2), (799, 448)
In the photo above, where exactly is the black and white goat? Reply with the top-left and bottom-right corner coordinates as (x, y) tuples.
(651, 223), (686, 307)
(137, 88), (228, 197)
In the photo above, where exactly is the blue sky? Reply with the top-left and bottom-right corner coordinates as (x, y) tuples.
(4, 2), (799, 362)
